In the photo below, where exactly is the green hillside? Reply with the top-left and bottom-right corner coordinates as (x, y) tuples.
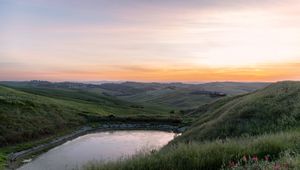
(0, 86), (85, 146)
(178, 81), (300, 142)
(0, 85), (171, 146)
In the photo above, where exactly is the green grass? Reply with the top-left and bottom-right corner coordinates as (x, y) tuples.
(0, 152), (5, 170)
(3, 85), (169, 116)
(0, 84), (180, 148)
(177, 81), (300, 142)
(85, 130), (300, 170)
(0, 85), (86, 145)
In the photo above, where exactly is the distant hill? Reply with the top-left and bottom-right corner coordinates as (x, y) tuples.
(0, 81), (269, 110)
(117, 82), (269, 109)
(177, 81), (300, 142)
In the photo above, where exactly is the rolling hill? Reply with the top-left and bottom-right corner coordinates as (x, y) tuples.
(0, 84), (171, 147)
(111, 82), (269, 109)
(0, 81), (269, 110)
(177, 81), (300, 142)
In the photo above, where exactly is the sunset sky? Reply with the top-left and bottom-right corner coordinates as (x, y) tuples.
(1, 0), (300, 82)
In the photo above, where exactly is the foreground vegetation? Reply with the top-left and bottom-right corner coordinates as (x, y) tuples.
(86, 130), (300, 170)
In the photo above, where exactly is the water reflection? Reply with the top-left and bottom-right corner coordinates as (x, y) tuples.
(18, 130), (176, 170)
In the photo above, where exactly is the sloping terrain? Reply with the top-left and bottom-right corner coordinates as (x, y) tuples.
(0, 85), (170, 147)
(0, 86), (85, 146)
(177, 81), (300, 142)
(0, 81), (269, 111)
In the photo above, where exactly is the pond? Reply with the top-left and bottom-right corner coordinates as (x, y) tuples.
(18, 130), (176, 170)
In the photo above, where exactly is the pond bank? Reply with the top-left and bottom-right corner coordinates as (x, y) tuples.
(7, 123), (184, 170)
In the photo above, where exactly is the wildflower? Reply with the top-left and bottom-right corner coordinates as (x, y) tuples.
(264, 155), (270, 162)
(274, 163), (281, 170)
(252, 155), (258, 162)
(242, 155), (247, 162)
(228, 161), (236, 168)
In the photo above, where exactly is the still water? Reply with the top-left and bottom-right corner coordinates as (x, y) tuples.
(18, 130), (176, 170)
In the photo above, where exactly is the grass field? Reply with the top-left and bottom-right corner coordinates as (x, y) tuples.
(177, 81), (300, 142)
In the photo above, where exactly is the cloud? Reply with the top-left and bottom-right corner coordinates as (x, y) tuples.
(1, 0), (300, 81)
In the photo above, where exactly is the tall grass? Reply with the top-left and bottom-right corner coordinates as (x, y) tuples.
(85, 130), (300, 170)
(0, 152), (5, 170)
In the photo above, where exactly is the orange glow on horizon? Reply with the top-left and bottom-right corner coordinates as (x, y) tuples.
(2, 62), (299, 82)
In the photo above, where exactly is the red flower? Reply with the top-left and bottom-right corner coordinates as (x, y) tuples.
(252, 155), (258, 162)
(228, 161), (236, 168)
(274, 163), (281, 170)
(264, 155), (270, 161)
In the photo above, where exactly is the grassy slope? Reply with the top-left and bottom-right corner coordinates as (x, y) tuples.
(0, 86), (87, 146)
(87, 81), (300, 170)
(178, 81), (300, 142)
(0, 85), (173, 145)
(0, 86), (87, 169)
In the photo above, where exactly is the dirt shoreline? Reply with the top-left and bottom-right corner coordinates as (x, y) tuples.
(7, 123), (183, 170)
